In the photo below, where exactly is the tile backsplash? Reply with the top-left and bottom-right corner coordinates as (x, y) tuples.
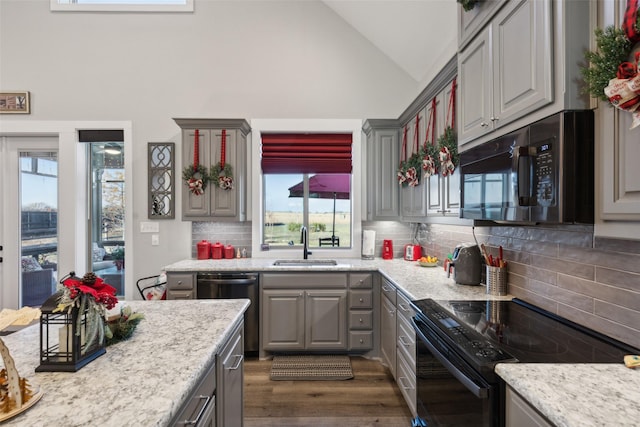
(421, 223), (640, 349)
(191, 220), (640, 349)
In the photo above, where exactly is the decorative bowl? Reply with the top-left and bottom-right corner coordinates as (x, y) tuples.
(418, 261), (438, 268)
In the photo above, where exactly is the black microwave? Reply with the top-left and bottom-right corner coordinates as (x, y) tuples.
(459, 111), (594, 224)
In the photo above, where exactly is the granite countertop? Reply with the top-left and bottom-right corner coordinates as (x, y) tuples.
(0, 299), (249, 426)
(496, 363), (640, 427)
(162, 257), (510, 302)
(165, 257), (640, 426)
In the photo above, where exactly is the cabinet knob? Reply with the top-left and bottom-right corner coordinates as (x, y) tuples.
(480, 122), (489, 128)
(177, 280), (183, 285)
(359, 317), (363, 323)
(359, 298), (364, 303)
(359, 338), (364, 343)
(490, 116), (499, 122)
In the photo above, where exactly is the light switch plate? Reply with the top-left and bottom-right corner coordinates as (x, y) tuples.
(140, 221), (159, 233)
(151, 234), (160, 246)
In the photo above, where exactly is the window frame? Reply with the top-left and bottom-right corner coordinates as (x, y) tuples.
(50, 0), (194, 13)
(250, 119), (363, 260)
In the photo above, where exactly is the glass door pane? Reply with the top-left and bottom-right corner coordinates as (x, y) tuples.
(89, 142), (125, 296)
(20, 151), (58, 307)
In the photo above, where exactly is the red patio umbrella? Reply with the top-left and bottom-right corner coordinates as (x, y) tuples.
(288, 174), (350, 246)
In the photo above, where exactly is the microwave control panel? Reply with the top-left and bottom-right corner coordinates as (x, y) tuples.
(534, 141), (555, 207)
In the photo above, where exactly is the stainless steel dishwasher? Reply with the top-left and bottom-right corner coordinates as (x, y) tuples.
(196, 272), (259, 355)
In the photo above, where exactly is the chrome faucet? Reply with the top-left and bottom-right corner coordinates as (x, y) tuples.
(300, 226), (312, 259)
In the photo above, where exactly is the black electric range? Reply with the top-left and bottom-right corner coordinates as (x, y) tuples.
(409, 298), (639, 427)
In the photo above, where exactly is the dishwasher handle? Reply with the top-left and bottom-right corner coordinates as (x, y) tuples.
(200, 277), (256, 285)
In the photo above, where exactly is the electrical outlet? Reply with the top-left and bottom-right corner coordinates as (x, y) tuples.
(151, 234), (159, 246)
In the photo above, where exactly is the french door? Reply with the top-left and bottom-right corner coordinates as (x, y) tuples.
(0, 136), (59, 308)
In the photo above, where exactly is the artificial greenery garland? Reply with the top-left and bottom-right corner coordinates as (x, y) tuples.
(457, 0), (481, 12)
(581, 26), (634, 103)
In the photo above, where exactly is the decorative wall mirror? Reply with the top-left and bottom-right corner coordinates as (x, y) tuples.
(148, 142), (175, 219)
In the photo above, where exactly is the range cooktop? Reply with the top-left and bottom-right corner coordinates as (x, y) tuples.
(412, 298), (638, 366)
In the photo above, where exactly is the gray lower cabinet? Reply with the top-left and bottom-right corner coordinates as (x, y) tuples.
(171, 319), (244, 427)
(348, 273), (374, 351)
(380, 278), (397, 379)
(172, 361), (216, 426)
(396, 292), (417, 417)
(166, 272), (196, 300)
(217, 320), (244, 427)
(505, 385), (553, 427)
(261, 273), (348, 352)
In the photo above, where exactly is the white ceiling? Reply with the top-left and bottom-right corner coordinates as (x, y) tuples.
(323, 0), (458, 83)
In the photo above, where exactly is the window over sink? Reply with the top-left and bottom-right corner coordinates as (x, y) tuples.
(250, 119), (363, 258)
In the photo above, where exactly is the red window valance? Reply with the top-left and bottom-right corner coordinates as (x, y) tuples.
(261, 133), (352, 174)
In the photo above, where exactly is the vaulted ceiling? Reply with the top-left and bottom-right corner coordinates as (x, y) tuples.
(323, 0), (458, 83)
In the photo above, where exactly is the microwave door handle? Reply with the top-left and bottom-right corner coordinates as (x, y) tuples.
(412, 318), (489, 399)
(515, 147), (534, 206)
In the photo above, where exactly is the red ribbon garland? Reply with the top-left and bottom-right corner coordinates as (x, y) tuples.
(399, 126), (408, 167)
(414, 113), (420, 154)
(447, 77), (457, 128)
(220, 129), (226, 169)
(424, 98), (437, 148)
(193, 129), (200, 171)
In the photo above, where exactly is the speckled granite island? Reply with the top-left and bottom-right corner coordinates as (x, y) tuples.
(0, 299), (249, 426)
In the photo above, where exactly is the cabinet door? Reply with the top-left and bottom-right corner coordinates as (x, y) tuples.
(305, 290), (347, 350)
(401, 114), (428, 220)
(493, 0), (552, 129)
(218, 323), (244, 427)
(458, 25), (493, 146)
(182, 129), (212, 217)
(262, 290), (305, 350)
(458, 0), (505, 49)
(380, 294), (397, 379)
(505, 386), (553, 427)
(367, 127), (401, 220)
(210, 129), (239, 218)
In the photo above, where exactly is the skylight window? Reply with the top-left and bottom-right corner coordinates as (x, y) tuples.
(50, 0), (194, 12)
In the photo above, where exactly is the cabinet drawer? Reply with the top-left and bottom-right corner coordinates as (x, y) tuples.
(381, 278), (397, 305)
(167, 273), (195, 290)
(349, 273), (373, 289)
(396, 292), (415, 323)
(349, 310), (373, 330)
(397, 351), (417, 417)
(262, 273), (347, 289)
(167, 289), (195, 300)
(397, 313), (416, 366)
(349, 290), (373, 309)
(172, 361), (216, 426)
(349, 331), (373, 350)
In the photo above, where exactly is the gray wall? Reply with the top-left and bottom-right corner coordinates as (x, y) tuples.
(0, 0), (434, 283)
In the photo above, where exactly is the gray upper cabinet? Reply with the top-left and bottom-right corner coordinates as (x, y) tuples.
(458, 0), (507, 49)
(174, 118), (251, 221)
(596, 0), (640, 228)
(400, 114), (428, 220)
(363, 120), (401, 221)
(458, 0), (553, 148)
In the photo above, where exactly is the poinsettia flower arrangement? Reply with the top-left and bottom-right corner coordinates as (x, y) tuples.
(55, 272), (119, 350)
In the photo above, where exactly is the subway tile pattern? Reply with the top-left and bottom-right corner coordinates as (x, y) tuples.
(192, 221), (253, 258)
(422, 223), (640, 349)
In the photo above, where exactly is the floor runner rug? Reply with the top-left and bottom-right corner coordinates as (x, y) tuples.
(270, 355), (353, 381)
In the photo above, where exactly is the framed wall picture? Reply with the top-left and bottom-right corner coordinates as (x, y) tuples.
(0, 91), (30, 114)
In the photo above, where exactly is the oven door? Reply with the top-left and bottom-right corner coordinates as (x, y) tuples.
(412, 317), (500, 427)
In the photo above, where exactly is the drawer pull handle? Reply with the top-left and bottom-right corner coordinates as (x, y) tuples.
(181, 395), (210, 425)
(398, 376), (413, 391)
(398, 335), (412, 346)
(227, 354), (244, 371)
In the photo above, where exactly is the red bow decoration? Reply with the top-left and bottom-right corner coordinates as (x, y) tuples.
(62, 276), (118, 310)
(605, 51), (640, 129)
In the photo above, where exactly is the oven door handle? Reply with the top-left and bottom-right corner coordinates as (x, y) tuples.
(412, 318), (489, 399)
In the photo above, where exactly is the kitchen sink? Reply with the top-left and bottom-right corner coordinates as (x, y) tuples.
(272, 259), (338, 266)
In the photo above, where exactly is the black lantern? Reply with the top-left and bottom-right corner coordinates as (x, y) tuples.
(36, 273), (109, 372)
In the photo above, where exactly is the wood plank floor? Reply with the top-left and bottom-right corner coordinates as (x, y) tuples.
(244, 356), (413, 427)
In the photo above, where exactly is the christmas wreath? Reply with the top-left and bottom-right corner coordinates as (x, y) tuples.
(182, 164), (209, 196)
(437, 126), (459, 177)
(210, 162), (234, 190)
(421, 98), (439, 178)
(581, 0), (640, 129)
(457, 0), (481, 12)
